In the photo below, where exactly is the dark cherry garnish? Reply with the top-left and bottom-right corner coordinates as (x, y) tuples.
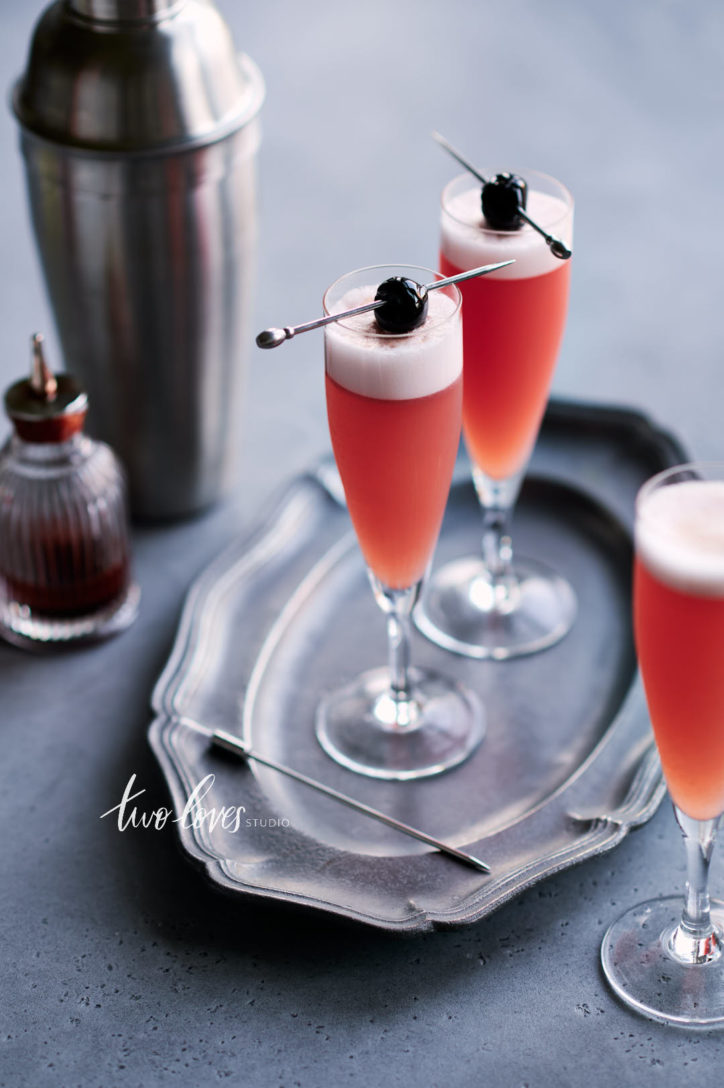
(481, 173), (528, 230)
(374, 277), (429, 334)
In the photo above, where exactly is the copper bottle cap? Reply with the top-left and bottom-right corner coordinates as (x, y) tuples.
(5, 334), (88, 442)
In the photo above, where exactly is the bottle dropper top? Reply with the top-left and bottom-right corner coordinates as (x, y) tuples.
(4, 334), (88, 442)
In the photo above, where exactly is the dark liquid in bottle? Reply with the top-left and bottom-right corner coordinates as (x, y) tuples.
(0, 533), (129, 617)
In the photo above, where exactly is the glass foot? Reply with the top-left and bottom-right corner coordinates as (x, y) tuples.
(601, 897), (724, 1028)
(316, 665), (484, 780)
(415, 555), (576, 660)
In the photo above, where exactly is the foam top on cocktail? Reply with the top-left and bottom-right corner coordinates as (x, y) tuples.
(636, 480), (724, 597)
(441, 183), (573, 279)
(325, 285), (461, 400)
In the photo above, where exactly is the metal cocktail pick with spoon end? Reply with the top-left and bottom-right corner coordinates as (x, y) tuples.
(432, 131), (572, 260)
(178, 716), (490, 874)
(255, 260), (515, 350)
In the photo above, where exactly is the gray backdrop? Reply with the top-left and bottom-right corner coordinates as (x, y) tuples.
(2, 2), (724, 1086)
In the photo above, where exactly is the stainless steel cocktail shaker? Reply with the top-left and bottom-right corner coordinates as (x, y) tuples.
(12, 0), (264, 519)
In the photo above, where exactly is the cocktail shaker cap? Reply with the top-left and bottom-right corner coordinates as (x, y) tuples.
(5, 334), (88, 442)
(12, 0), (264, 154)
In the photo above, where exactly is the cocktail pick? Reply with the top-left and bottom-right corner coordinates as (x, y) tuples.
(178, 716), (490, 873)
(432, 132), (572, 260)
(255, 259), (514, 350)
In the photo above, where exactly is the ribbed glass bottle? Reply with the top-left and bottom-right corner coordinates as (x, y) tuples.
(0, 335), (139, 647)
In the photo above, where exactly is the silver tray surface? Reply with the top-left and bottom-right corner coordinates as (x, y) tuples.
(149, 400), (685, 933)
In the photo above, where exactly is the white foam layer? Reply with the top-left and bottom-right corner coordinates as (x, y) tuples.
(440, 184), (573, 280)
(636, 480), (724, 597)
(324, 285), (461, 400)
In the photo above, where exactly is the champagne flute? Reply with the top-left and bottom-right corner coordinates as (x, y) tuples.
(601, 464), (724, 1027)
(416, 167), (575, 659)
(316, 264), (484, 779)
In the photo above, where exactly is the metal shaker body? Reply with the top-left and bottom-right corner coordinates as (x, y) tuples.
(13, 0), (265, 519)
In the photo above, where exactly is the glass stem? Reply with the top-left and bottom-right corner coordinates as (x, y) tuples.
(387, 604), (411, 700)
(368, 574), (421, 729)
(473, 466), (523, 608)
(669, 807), (721, 964)
(482, 505), (514, 582)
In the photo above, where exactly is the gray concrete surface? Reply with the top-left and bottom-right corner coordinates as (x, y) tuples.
(2, 1), (724, 1085)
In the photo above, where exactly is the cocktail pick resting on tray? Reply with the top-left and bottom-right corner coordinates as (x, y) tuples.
(179, 716), (490, 874)
(255, 260), (514, 350)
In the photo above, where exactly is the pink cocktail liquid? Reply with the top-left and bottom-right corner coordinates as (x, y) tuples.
(634, 480), (724, 821)
(324, 285), (462, 590)
(440, 178), (573, 480)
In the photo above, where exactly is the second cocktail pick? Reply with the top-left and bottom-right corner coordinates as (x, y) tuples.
(255, 260), (515, 350)
(432, 132), (572, 260)
(178, 716), (490, 873)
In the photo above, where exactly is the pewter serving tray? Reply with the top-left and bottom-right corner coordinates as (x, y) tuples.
(149, 400), (685, 933)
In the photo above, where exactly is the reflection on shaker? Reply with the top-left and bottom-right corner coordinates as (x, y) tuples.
(11, 0), (265, 519)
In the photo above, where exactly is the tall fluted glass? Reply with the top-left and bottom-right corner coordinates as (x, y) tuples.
(417, 170), (575, 659)
(601, 464), (724, 1027)
(316, 265), (484, 780)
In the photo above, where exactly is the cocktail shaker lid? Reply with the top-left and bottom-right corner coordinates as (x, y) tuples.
(5, 335), (88, 442)
(12, 0), (264, 154)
